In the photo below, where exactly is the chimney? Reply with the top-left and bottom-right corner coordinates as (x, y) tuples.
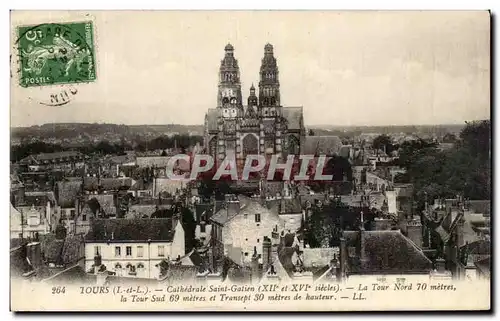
(330, 256), (340, 280)
(46, 201), (51, 228)
(262, 237), (272, 272)
(225, 194), (240, 218)
(339, 237), (347, 280)
(26, 242), (42, 269)
(442, 206), (452, 230)
(207, 247), (214, 273)
(17, 185), (26, 206)
(406, 216), (423, 248)
(435, 257), (446, 273)
(251, 246), (259, 284)
(360, 228), (369, 270)
(455, 214), (465, 249)
(171, 213), (179, 231)
(94, 254), (102, 270)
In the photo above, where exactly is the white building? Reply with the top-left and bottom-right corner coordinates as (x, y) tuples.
(210, 194), (281, 266)
(84, 218), (185, 279)
(10, 204), (51, 239)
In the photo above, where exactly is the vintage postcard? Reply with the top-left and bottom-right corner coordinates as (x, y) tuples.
(9, 11), (491, 312)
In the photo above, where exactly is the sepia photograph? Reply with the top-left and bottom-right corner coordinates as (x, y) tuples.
(9, 10), (491, 312)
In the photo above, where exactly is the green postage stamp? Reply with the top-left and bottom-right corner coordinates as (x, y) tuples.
(17, 21), (96, 87)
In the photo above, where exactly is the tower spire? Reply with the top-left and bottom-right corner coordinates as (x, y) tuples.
(259, 43), (280, 107)
(218, 44), (242, 108)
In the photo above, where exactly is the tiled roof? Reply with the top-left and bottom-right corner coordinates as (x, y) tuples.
(85, 218), (176, 242)
(81, 198), (100, 217)
(468, 200), (491, 215)
(56, 180), (82, 208)
(61, 234), (85, 265)
(129, 179), (153, 191)
(92, 195), (116, 215)
(302, 248), (338, 269)
(195, 203), (213, 222)
(10, 238), (25, 249)
(339, 193), (386, 211)
(158, 260), (200, 283)
(39, 233), (57, 258)
(210, 195), (277, 225)
(226, 266), (252, 284)
(108, 154), (136, 165)
(474, 257), (490, 277)
(44, 239), (65, 264)
(42, 264), (94, 284)
(262, 181), (284, 197)
(83, 177), (133, 191)
(22, 192), (56, 207)
(343, 230), (432, 274)
(178, 249), (204, 267)
(283, 233), (296, 247)
(136, 156), (171, 168)
(463, 240), (490, 255)
(277, 245), (338, 278)
(10, 245), (34, 277)
(282, 107), (303, 130)
(278, 246), (298, 276)
(39, 233), (83, 266)
(126, 204), (158, 219)
(299, 194), (326, 207)
(279, 198), (302, 214)
(301, 136), (343, 156)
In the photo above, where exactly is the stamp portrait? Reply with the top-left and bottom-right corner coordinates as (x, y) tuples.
(17, 21), (96, 88)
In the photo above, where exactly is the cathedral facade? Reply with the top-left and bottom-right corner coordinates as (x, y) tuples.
(204, 44), (306, 166)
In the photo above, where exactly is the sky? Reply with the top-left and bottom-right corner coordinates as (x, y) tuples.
(10, 11), (490, 127)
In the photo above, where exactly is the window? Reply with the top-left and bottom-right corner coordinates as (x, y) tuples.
(94, 246), (101, 256)
(82, 214), (87, 221)
(126, 246), (132, 257)
(115, 246), (121, 257)
(137, 246), (144, 258)
(257, 238), (260, 243)
(158, 245), (165, 257)
(69, 209), (75, 219)
(115, 263), (122, 269)
(200, 224), (206, 233)
(244, 252), (248, 256)
(255, 214), (261, 223)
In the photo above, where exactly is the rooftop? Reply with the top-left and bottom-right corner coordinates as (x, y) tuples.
(85, 218), (176, 242)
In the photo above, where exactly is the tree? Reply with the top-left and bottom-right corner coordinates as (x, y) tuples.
(55, 224), (67, 239)
(181, 206), (197, 252)
(372, 134), (395, 155)
(442, 133), (457, 143)
(305, 199), (378, 248)
(395, 120), (491, 210)
(308, 129), (315, 136)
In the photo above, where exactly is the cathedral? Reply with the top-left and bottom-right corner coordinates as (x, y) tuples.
(204, 43), (306, 166)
